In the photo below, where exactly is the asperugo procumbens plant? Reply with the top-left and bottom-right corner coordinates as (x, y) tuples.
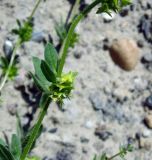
(0, 0), (43, 93)
(0, 0), (133, 160)
(55, 0), (81, 49)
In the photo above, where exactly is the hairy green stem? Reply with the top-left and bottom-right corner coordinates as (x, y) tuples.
(20, 98), (51, 160)
(0, 0), (42, 92)
(57, 0), (101, 76)
(29, 0), (42, 21)
(0, 39), (21, 92)
(108, 151), (123, 160)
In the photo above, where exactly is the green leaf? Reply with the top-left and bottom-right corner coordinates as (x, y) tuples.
(39, 93), (50, 108)
(32, 57), (50, 84)
(16, 112), (24, 140)
(44, 43), (58, 73)
(0, 139), (6, 147)
(0, 144), (15, 160)
(41, 60), (56, 83)
(121, 0), (131, 7)
(10, 134), (21, 160)
(30, 72), (50, 92)
(22, 125), (43, 152)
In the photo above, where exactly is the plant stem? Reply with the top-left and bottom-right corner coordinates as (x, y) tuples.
(69, 0), (81, 23)
(0, 0), (43, 92)
(57, 0), (101, 76)
(107, 152), (122, 160)
(29, 0), (43, 21)
(0, 38), (21, 92)
(20, 98), (51, 160)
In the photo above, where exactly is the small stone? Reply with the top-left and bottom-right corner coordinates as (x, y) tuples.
(145, 95), (152, 109)
(48, 128), (58, 133)
(56, 149), (72, 160)
(80, 136), (89, 143)
(142, 129), (151, 138)
(141, 53), (152, 63)
(103, 38), (110, 50)
(3, 40), (13, 58)
(137, 39), (144, 48)
(120, 8), (129, 17)
(102, 12), (115, 22)
(84, 120), (94, 129)
(95, 126), (112, 141)
(89, 91), (105, 110)
(138, 15), (152, 43)
(95, 130), (112, 141)
(144, 115), (152, 129)
(109, 38), (139, 71)
(73, 51), (82, 59)
(31, 31), (46, 43)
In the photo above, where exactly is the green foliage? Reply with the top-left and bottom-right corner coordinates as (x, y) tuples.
(10, 134), (22, 160)
(93, 144), (133, 160)
(55, 20), (79, 48)
(12, 19), (33, 43)
(119, 144), (134, 158)
(0, 57), (18, 80)
(93, 153), (108, 160)
(25, 156), (41, 160)
(32, 43), (77, 104)
(0, 114), (42, 160)
(0, 144), (15, 160)
(44, 43), (58, 73)
(96, 0), (131, 15)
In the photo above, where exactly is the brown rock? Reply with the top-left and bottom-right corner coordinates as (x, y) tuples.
(144, 115), (152, 129)
(109, 38), (139, 71)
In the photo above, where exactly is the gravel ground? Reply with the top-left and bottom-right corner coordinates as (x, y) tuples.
(0, 0), (152, 160)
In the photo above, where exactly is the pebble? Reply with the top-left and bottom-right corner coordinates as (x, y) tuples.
(95, 129), (112, 141)
(101, 12), (115, 22)
(48, 128), (58, 134)
(84, 120), (94, 129)
(142, 53), (152, 63)
(89, 91), (105, 110)
(31, 31), (46, 43)
(55, 149), (72, 160)
(144, 115), (152, 129)
(109, 38), (139, 71)
(141, 52), (152, 71)
(137, 39), (144, 48)
(80, 136), (89, 143)
(142, 129), (151, 138)
(102, 38), (110, 50)
(120, 8), (129, 17)
(138, 14), (152, 43)
(3, 39), (13, 58)
(73, 51), (82, 59)
(145, 95), (152, 109)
